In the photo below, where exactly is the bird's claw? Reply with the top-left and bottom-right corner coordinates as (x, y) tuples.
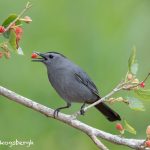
(53, 108), (60, 118)
(80, 108), (85, 115)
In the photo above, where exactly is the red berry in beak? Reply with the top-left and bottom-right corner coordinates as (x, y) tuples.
(31, 53), (38, 59)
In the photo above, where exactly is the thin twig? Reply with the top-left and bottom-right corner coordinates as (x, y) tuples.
(123, 72), (150, 90)
(84, 87), (121, 111)
(142, 73), (150, 83)
(0, 2), (32, 36)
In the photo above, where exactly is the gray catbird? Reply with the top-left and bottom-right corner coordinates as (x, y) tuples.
(32, 52), (121, 121)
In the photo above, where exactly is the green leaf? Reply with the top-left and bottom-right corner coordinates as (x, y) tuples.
(9, 29), (17, 50)
(128, 47), (138, 74)
(128, 47), (136, 69)
(131, 63), (138, 75)
(128, 97), (145, 111)
(124, 120), (136, 134)
(134, 89), (150, 100)
(2, 14), (21, 39)
(2, 14), (21, 27)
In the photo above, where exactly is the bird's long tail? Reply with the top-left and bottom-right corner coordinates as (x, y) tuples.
(95, 102), (121, 121)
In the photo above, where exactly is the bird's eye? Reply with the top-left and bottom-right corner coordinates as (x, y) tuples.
(49, 55), (54, 59)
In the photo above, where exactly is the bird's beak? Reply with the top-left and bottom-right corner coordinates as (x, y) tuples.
(32, 52), (47, 62)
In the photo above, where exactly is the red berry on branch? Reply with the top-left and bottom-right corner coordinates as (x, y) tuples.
(0, 52), (3, 58)
(15, 27), (23, 41)
(15, 27), (23, 48)
(16, 34), (22, 41)
(145, 140), (150, 147)
(116, 123), (124, 131)
(140, 82), (145, 88)
(0, 26), (5, 33)
(31, 53), (38, 59)
(15, 27), (23, 35)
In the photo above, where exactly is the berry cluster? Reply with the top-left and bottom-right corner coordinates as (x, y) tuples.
(0, 25), (23, 59)
(0, 15), (32, 59)
(127, 73), (146, 89)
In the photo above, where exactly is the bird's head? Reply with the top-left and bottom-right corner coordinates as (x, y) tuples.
(32, 51), (67, 66)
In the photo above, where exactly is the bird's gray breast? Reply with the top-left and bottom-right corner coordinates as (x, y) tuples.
(47, 66), (98, 103)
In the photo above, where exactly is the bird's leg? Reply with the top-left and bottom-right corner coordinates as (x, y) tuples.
(80, 102), (86, 115)
(53, 103), (71, 118)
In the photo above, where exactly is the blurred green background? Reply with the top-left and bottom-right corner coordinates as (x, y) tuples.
(0, 0), (150, 149)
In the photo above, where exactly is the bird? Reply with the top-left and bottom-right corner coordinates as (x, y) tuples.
(32, 51), (121, 121)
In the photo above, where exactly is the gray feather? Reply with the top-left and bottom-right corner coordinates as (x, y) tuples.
(74, 72), (99, 98)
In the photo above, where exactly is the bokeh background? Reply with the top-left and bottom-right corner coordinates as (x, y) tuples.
(0, 0), (150, 149)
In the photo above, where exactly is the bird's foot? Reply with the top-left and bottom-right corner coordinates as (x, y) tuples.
(80, 102), (86, 115)
(53, 108), (60, 118)
(53, 103), (71, 118)
(80, 108), (85, 115)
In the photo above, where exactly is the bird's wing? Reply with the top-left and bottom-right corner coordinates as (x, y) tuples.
(74, 71), (99, 97)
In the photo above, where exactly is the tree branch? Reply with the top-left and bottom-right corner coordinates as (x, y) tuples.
(90, 135), (109, 150)
(0, 86), (145, 149)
